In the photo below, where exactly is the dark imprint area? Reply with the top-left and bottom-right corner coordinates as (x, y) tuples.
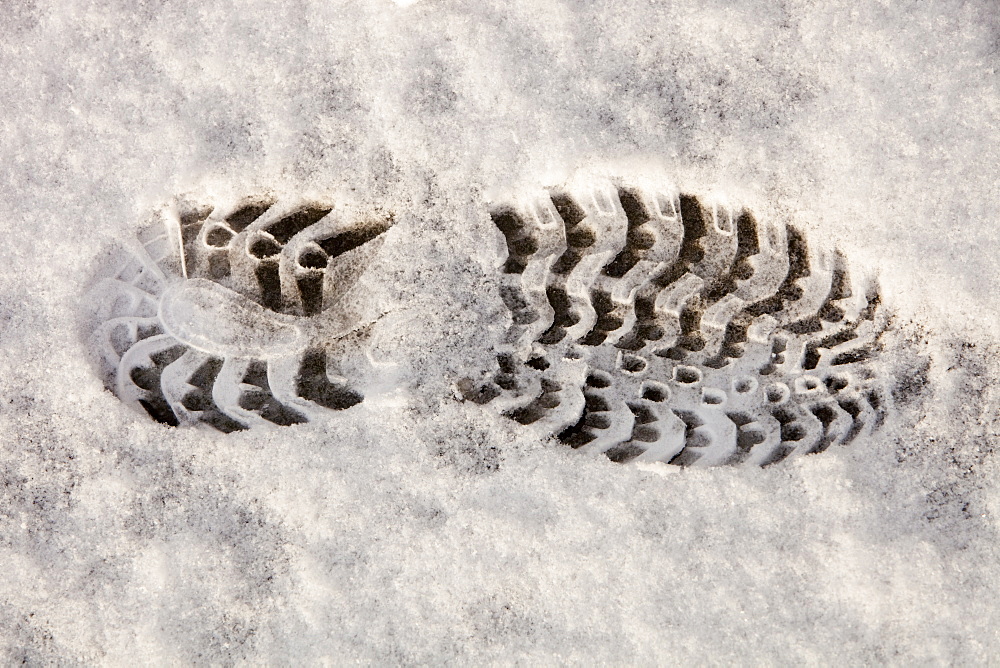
(91, 199), (393, 431)
(474, 183), (888, 467)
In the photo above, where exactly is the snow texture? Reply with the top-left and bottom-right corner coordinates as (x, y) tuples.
(1, 0), (1000, 663)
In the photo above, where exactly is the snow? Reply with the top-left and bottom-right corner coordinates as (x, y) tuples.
(2, 0), (1000, 663)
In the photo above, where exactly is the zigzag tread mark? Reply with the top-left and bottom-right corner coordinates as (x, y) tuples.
(484, 179), (890, 468)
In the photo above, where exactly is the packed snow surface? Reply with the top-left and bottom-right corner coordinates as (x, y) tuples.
(2, 0), (1000, 663)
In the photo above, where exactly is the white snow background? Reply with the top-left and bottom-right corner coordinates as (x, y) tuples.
(2, 0), (1000, 663)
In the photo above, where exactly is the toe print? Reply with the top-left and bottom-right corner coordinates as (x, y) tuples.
(473, 178), (888, 467)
